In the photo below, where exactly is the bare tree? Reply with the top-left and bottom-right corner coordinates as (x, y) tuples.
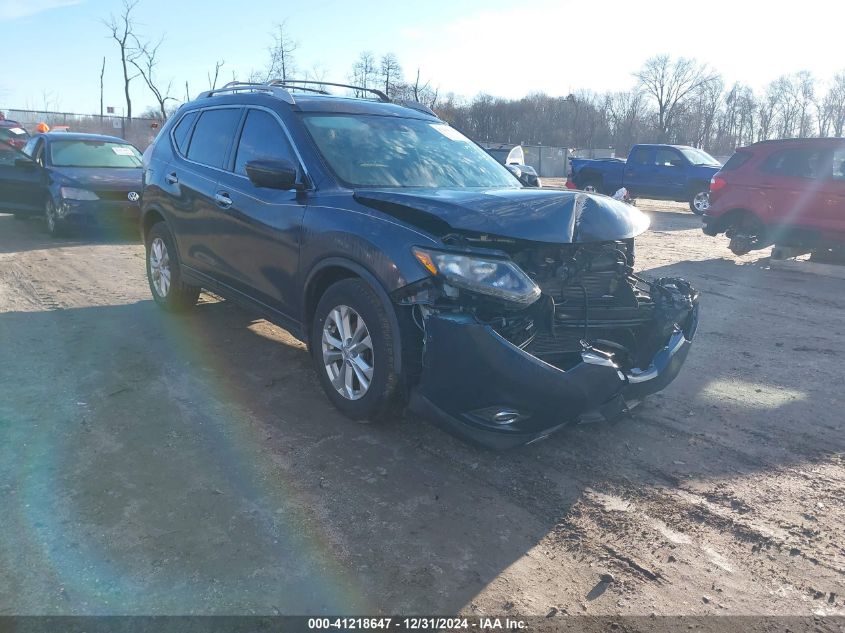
(266, 21), (298, 81)
(99, 57), (106, 118)
(350, 51), (377, 93)
(104, 0), (140, 120)
(635, 54), (720, 141)
(207, 60), (225, 90)
(130, 36), (176, 120)
(379, 53), (402, 98)
(305, 63), (329, 91)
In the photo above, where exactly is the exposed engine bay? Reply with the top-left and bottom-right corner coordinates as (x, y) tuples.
(397, 237), (698, 377)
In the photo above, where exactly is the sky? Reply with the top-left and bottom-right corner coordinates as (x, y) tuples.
(1, 0), (844, 115)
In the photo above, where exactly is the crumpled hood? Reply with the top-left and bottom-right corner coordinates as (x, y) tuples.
(354, 187), (650, 243)
(53, 167), (142, 191)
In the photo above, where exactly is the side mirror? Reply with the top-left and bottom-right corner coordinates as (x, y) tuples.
(245, 159), (302, 190)
(14, 158), (36, 169)
(506, 163), (540, 187)
(669, 158), (684, 168)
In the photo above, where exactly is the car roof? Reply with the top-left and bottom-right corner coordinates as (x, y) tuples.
(743, 137), (845, 151)
(0, 120), (24, 128)
(39, 132), (131, 144)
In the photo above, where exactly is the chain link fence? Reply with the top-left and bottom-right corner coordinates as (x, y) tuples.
(1, 108), (163, 150)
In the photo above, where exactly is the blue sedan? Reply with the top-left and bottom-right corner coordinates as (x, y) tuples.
(0, 132), (143, 236)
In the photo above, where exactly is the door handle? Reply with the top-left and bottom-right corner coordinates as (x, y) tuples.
(165, 172), (178, 185)
(215, 192), (233, 208)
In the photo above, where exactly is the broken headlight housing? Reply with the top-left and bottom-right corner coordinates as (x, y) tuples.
(413, 247), (541, 306)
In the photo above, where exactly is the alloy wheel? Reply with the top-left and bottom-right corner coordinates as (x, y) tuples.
(693, 191), (710, 213)
(321, 304), (374, 401)
(148, 237), (172, 298)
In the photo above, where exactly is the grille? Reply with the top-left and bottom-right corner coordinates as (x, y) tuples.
(95, 190), (137, 201)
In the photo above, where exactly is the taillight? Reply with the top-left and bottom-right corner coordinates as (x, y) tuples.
(710, 176), (726, 192)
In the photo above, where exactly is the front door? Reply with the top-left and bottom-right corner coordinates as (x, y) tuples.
(0, 142), (46, 214)
(212, 108), (307, 318)
(651, 147), (687, 200)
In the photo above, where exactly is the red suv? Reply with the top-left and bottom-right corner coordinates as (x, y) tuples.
(702, 138), (845, 255)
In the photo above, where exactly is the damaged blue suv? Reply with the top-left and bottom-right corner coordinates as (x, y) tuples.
(140, 80), (699, 449)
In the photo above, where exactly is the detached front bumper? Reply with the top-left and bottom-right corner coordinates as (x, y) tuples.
(409, 293), (699, 450)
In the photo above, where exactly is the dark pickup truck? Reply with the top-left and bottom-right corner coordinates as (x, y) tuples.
(569, 144), (722, 214)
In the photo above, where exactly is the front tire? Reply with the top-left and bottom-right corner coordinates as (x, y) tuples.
(690, 190), (710, 214)
(45, 198), (67, 237)
(145, 222), (200, 311)
(310, 278), (400, 422)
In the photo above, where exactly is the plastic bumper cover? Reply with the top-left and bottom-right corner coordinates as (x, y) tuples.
(409, 301), (699, 450)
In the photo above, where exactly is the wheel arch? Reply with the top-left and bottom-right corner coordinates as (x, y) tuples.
(302, 257), (403, 375)
(712, 207), (761, 234)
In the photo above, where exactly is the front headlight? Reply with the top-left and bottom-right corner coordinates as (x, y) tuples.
(413, 247), (541, 305)
(60, 187), (99, 201)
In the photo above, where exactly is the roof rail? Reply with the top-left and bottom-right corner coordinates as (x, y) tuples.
(392, 99), (437, 117)
(267, 81), (331, 95)
(197, 81), (295, 104)
(197, 79), (438, 118)
(273, 79), (390, 103)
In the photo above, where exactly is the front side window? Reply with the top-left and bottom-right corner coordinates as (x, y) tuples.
(186, 108), (241, 169)
(302, 114), (518, 188)
(654, 148), (682, 167)
(679, 147), (720, 165)
(49, 140), (142, 168)
(234, 109), (297, 176)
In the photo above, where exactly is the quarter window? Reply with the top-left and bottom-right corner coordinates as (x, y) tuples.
(186, 108), (241, 169)
(234, 109), (297, 176)
(172, 110), (198, 155)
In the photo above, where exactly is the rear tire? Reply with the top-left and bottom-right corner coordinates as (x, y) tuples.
(145, 222), (200, 311)
(582, 179), (602, 195)
(689, 190), (710, 214)
(310, 278), (400, 423)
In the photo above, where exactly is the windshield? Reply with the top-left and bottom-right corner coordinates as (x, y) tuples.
(680, 147), (720, 165)
(49, 140), (142, 168)
(302, 114), (519, 188)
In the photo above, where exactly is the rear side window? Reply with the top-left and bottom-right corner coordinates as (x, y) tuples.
(186, 108), (241, 168)
(721, 151), (752, 171)
(234, 109), (297, 176)
(629, 147), (651, 165)
(761, 148), (826, 179)
(171, 111), (198, 155)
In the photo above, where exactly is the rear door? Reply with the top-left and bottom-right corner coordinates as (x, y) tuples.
(758, 147), (829, 230)
(165, 107), (242, 278)
(622, 146), (655, 198)
(0, 141), (46, 214)
(212, 107), (307, 316)
(651, 147), (687, 199)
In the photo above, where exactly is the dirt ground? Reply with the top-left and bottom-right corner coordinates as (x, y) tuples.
(0, 198), (843, 619)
